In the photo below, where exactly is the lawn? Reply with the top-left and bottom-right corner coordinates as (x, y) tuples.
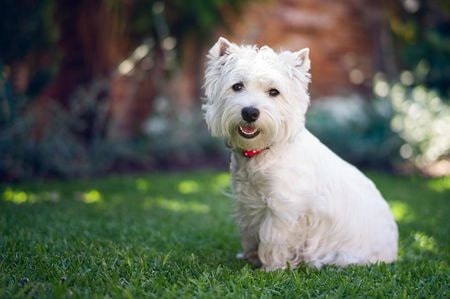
(1, 171), (449, 298)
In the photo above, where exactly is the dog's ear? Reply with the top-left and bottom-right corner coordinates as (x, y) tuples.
(279, 48), (310, 73)
(209, 37), (233, 58)
(293, 48), (310, 72)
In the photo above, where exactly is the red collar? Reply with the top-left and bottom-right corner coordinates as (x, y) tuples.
(242, 148), (267, 158)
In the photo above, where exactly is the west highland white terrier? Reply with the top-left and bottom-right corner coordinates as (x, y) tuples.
(202, 37), (398, 271)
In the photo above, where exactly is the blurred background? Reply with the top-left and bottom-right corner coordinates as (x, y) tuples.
(0, 0), (449, 181)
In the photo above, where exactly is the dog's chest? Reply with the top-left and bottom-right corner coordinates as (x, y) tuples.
(230, 160), (276, 213)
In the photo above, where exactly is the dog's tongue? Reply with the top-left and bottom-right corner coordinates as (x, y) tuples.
(241, 124), (256, 134)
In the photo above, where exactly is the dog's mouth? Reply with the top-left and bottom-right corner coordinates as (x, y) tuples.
(238, 123), (260, 139)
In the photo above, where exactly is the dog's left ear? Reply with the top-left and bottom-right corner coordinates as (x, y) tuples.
(279, 48), (311, 74)
(293, 48), (310, 72)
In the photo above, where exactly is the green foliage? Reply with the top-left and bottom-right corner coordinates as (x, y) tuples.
(130, 0), (250, 42)
(1, 171), (448, 297)
(143, 98), (227, 169)
(0, 0), (57, 64)
(307, 80), (450, 169)
(0, 64), (37, 179)
(373, 72), (450, 167)
(0, 0), (58, 97)
(369, 1), (450, 168)
(388, 1), (450, 98)
(0, 0), (248, 181)
(0, 75), (224, 180)
(306, 96), (401, 169)
(0, 78), (147, 181)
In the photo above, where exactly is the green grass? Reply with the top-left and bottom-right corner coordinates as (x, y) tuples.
(1, 171), (449, 298)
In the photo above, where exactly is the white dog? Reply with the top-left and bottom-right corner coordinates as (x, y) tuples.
(202, 37), (398, 271)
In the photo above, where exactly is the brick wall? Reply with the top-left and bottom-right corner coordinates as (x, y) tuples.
(220, 0), (383, 99)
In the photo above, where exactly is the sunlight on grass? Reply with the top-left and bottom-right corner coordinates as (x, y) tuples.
(413, 232), (437, 253)
(215, 173), (230, 187)
(2, 188), (60, 204)
(156, 197), (209, 213)
(389, 200), (414, 222)
(178, 180), (200, 194)
(212, 173), (231, 193)
(143, 197), (210, 213)
(136, 178), (151, 192)
(427, 176), (450, 192)
(79, 190), (103, 204)
(3, 188), (28, 204)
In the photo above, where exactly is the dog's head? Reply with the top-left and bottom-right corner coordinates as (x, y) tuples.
(203, 37), (311, 152)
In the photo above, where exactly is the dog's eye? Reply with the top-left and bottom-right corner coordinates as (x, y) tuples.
(268, 88), (280, 97)
(232, 82), (244, 92)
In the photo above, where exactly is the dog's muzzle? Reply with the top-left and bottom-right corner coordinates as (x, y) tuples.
(239, 107), (260, 139)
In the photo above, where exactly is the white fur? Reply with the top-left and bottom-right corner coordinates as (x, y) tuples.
(203, 37), (398, 271)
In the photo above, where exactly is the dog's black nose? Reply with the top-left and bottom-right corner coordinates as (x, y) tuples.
(241, 107), (260, 122)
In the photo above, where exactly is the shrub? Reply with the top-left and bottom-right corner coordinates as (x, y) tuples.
(306, 95), (402, 169)
(142, 97), (227, 169)
(374, 73), (450, 168)
(0, 76), (147, 181)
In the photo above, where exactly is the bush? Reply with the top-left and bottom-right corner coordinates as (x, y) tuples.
(374, 73), (450, 168)
(307, 76), (450, 171)
(0, 67), (226, 181)
(142, 97), (227, 169)
(0, 77), (148, 181)
(306, 95), (402, 169)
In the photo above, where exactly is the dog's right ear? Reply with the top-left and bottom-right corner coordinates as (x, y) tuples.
(209, 37), (233, 58)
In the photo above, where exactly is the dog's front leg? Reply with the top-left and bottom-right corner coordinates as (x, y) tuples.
(237, 227), (262, 267)
(258, 214), (296, 271)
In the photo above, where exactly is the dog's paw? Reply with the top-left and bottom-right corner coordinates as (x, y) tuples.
(236, 251), (262, 267)
(260, 263), (289, 272)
